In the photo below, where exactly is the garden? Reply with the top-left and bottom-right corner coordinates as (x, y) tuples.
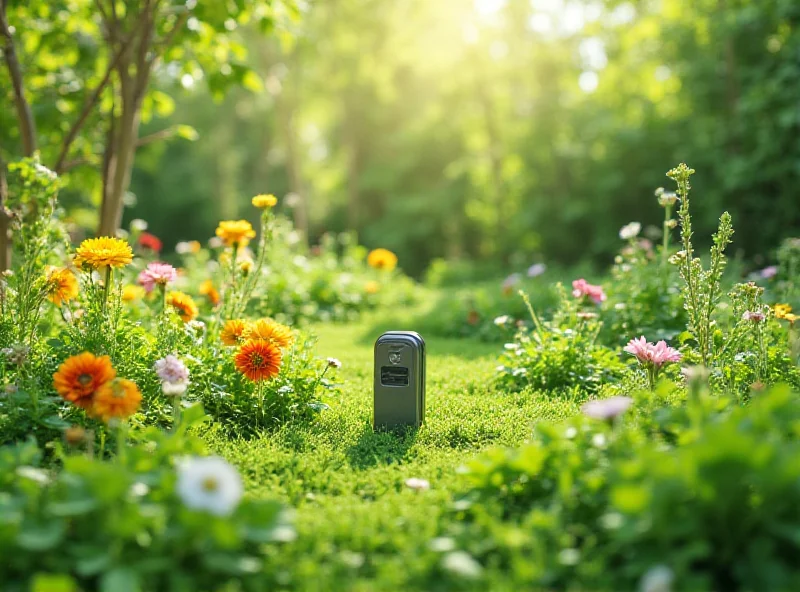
(2, 1), (800, 591)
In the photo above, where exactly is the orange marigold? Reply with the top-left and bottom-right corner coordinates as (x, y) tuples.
(235, 339), (282, 381)
(53, 352), (116, 410)
(166, 291), (199, 322)
(75, 236), (133, 269)
(92, 378), (142, 422)
(199, 279), (221, 306)
(46, 267), (79, 306)
(245, 318), (294, 349)
(215, 220), (256, 247)
(220, 319), (251, 346)
(367, 248), (398, 272)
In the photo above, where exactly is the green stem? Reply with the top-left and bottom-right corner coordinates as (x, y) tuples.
(116, 421), (127, 462)
(172, 396), (181, 432)
(103, 266), (113, 314)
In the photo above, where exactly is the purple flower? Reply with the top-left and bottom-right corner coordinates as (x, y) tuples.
(742, 310), (766, 323)
(581, 396), (633, 421)
(527, 263), (547, 278)
(759, 265), (778, 279)
(154, 354), (189, 384)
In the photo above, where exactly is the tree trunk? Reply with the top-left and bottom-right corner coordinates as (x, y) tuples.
(0, 160), (10, 271)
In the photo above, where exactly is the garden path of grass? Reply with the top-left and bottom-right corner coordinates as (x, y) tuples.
(206, 315), (580, 590)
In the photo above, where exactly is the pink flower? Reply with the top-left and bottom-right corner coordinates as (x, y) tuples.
(154, 354), (189, 384)
(759, 266), (778, 279)
(742, 311), (766, 323)
(582, 396), (633, 421)
(572, 278), (606, 305)
(624, 336), (681, 368)
(137, 262), (177, 293)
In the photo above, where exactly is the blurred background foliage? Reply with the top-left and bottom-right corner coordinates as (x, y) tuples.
(3, 0), (799, 277)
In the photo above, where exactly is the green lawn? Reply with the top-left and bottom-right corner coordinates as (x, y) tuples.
(205, 316), (579, 590)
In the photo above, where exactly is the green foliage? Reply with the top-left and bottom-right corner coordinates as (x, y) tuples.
(0, 408), (294, 591)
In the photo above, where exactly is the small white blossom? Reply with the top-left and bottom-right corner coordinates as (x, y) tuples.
(441, 551), (482, 579)
(639, 565), (674, 592)
(130, 219), (148, 233)
(405, 477), (430, 491)
(619, 222), (642, 240)
(494, 315), (511, 326)
(176, 456), (244, 516)
(527, 263), (547, 278)
(327, 357), (342, 369)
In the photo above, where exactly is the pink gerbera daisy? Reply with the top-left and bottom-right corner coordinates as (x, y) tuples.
(137, 262), (177, 293)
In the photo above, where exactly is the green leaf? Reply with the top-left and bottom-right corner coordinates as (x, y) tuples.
(175, 124), (199, 141)
(100, 568), (141, 592)
(241, 70), (264, 93)
(47, 497), (99, 517)
(17, 520), (67, 551)
(75, 550), (112, 576)
(30, 574), (78, 592)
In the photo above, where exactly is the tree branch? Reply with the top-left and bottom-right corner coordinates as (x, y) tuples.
(134, 126), (178, 148)
(0, 154), (10, 271)
(0, 0), (37, 156)
(53, 35), (136, 173)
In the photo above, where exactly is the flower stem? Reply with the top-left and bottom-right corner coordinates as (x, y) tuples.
(172, 396), (181, 432)
(116, 421), (127, 462)
(102, 266), (113, 314)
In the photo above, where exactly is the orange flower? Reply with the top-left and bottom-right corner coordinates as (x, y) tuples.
(46, 267), (79, 306)
(215, 220), (256, 247)
(199, 279), (221, 306)
(53, 353), (116, 410)
(235, 339), (282, 381)
(166, 291), (199, 322)
(92, 378), (142, 422)
(75, 236), (133, 269)
(245, 318), (294, 349)
(367, 248), (398, 272)
(221, 319), (251, 346)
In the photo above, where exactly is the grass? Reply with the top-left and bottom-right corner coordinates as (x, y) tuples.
(205, 315), (580, 590)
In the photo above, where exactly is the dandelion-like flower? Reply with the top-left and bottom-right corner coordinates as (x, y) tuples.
(122, 284), (145, 302)
(176, 456), (244, 516)
(364, 280), (380, 295)
(137, 262), (177, 293)
(45, 267), (79, 306)
(245, 318), (294, 349)
(53, 352), (116, 410)
(405, 478), (430, 491)
(774, 304), (798, 324)
(572, 278), (606, 305)
(137, 231), (162, 253)
(221, 319), (251, 346)
(92, 378), (142, 422)
(657, 191), (678, 207)
(327, 357), (342, 369)
(619, 222), (642, 240)
(235, 339), (282, 381)
(582, 396), (633, 421)
(367, 248), (398, 271)
(74, 237), (133, 269)
(166, 291), (199, 322)
(215, 220), (256, 247)
(252, 194), (278, 209)
(199, 279), (221, 306)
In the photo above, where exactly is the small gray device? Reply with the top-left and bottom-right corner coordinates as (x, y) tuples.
(373, 331), (426, 429)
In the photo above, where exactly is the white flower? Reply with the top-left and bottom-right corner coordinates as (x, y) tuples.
(493, 315), (511, 326)
(405, 477), (430, 491)
(619, 221), (642, 240)
(527, 263), (547, 278)
(176, 456), (244, 516)
(441, 551), (483, 579)
(162, 381), (188, 397)
(175, 241), (192, 254)
(327, 357), (342, 369)
(639, 565), (674, 592)
(130, 218), (148, 233)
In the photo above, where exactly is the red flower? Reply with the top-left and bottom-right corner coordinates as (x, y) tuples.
(138, 232), (163, 253)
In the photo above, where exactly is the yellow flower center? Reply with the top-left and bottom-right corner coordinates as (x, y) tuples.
(251, 353), (265, 368)
(202, 477), (219, 492)
(78, 374), (92, 386)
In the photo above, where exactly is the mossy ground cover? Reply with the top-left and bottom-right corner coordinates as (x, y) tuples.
(205, 311), (578, 590)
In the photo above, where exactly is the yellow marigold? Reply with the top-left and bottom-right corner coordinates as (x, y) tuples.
(166, 291), (199, 322)
(53, 352), (116, 410)
(235, 339), (282, 381)
(215, 220), (256, 247)
(245, 318), (294, 349)
(367, 248), (398, 272)
(92, 378), (142, 423)
(775, 304), (793, 319)
(122, 284), (145, 302)
(45, 267), (79, 306)
(221, 319), (251, 346)
(365, 280), (380, 295)
(199, 279), (221, 306)
(74, 236), (133, 269)
(252, 194), (278, 209)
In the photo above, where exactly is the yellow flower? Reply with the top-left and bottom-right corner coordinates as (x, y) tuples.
(238, 258), (254, 275)
(365, 280), (380, 295)
(252, 194), (278, 209)
(244, 318), (294, 349)
(199, 279), (221, 306)
(45, 267), (79, 306)
(166, 291), (199, 322)
(215, 220), (256, 247)
(75, 237), (133, 269)
(220, 319), (251, 346)
(122, 284), (145, 302)
(775, 304), (793, 319)
(367, 248), (398, 272)
(92, 378), (142, 423)
(188, 240), (201, 254)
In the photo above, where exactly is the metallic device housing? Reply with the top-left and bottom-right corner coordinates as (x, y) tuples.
(373, 331), (426, 428)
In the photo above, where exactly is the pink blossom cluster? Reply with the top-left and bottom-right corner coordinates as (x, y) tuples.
(137, 262), (177, 293)
(624, 336), (682, 368)
(155, 354), (190, 397)
(572, 278), (606, 305)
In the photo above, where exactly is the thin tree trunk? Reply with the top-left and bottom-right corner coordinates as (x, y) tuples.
(0, 158), (10, 271)
(0, 0), (36, 157)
